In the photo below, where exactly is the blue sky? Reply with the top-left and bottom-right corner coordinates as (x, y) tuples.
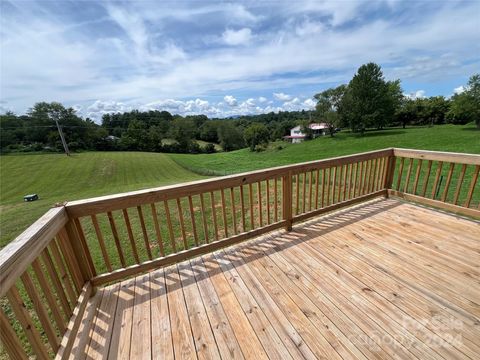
(1, 0), (479, 121)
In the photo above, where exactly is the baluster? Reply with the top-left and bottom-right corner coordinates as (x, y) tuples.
(421, 161), (433, 197)
(431, 161), (443, 199)
(240, 185), (246, 232)
(49, 240), (77, 304)
(21, 271), (60, 350)
(220, 189), (229, 238)
(441, 163), (455, 202)
(230, 188), (238, 234)
(412, 159), (423, 195)
(295, 174), (300, 214)
(91, 214), (113, 271)
(164, 200), (177, 252)
(122, 209), (140, 263)
(200, 194), (209, 243)
(248, 183), (255, 230)
(31, 259), (66, 333)
(266, 179), (271, 224)
(403, 158), (414, 193)
(453, 164), (467, 205)
(188, 196), (199, 246)
(396, 158), (405, 190)
(274, 178), (279, 222)
(0, 310), (29, 360)
(107, 211), (126, 267)
(331, 167), (337, 204)
(150, 203), (165, 256)
(176, 198), (188, 250)
(257, 182), (263, 226)
(137, 206), (153, 260)
(309, 171), (314, 211)
(7, 286), (50, 359)
(465, 165), (479, 208)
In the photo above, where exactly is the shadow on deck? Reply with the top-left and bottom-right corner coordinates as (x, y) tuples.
(71, 198), (480, 359)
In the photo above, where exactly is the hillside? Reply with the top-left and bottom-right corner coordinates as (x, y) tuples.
(0, 152), (207, 246)
(171, 124), (480, 175)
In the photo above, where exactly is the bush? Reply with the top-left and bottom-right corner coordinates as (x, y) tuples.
(203, 143), (216, 153)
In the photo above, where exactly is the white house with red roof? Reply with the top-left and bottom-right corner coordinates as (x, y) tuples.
(284, 123), (328, 143)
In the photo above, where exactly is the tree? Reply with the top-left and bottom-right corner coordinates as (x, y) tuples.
(339, 63), (402, 134)
(244, 123), (270, 151)
(217, 122), (245, 151)
(447, 74), (480, 128)
(314, 85), (346, 136)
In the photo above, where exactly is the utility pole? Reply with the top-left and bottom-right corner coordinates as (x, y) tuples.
(54, 118), (70, 156)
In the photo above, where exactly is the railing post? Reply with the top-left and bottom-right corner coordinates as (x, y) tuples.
(283, 171), (293, 231)
(384, 155), (397, 193)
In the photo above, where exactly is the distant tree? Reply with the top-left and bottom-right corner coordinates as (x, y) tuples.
(314, 85), (346, 136)
(203, 143), (216, 153)
(300, 121), (314, 140)
(217, 122), (245, 151)
(339, 63), (402, 134)
(169, 117), (196, 151)
(200, 121), (220, 143)
(447, 74), (480, 128)
(244, 123), (270, 151)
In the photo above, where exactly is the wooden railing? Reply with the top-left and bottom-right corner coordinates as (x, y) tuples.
(0, 148), (478, 359)
(0, 208), (90, 359)
(389, 148), (480, 218)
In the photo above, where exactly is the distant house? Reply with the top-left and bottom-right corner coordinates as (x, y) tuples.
(283, 123), (328, 143)
(105, 135), (120, 141)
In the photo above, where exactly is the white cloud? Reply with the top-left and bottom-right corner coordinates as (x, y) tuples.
(303, 98), (316, 109)
(258, 96), (267, 103)
(223, 95), (238, 106)
(273, 92), (292, 101)
(222, 28), (252, 46)
(454, 86), (465, 94)
(295, 19), (324, 36)
(404, 90), (426, 100)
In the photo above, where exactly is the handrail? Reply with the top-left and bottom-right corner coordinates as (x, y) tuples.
(0, 147), (478, 359)
(65, 148), (394, 217)
(393, 148), (480, 165)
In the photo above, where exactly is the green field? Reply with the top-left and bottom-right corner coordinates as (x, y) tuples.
(1, 124), (479, 247)
(0, 152), (206, 247)
(171, 124), (480, 175)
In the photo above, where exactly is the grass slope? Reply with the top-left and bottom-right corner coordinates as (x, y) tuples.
(171, 125), (480, 175)
(0, 152), (206, 246)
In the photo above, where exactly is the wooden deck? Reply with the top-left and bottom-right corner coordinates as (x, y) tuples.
(69, 199), (480, 359)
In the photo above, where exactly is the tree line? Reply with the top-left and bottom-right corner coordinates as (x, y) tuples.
(1, 63), (478, 154)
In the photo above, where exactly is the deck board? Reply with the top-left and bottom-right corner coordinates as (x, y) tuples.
(68, 199), (480, 359)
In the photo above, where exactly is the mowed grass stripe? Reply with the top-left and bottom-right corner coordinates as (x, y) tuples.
(0, 152), (207, 247)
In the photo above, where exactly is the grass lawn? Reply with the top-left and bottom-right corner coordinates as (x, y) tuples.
(171, 124), (480, 175)
(0, 152), (207, 247)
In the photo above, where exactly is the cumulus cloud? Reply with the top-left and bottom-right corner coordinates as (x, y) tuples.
(404, 90), (426, 100)
(258, 96), (267, 103)
(273, 92), (292, 101)
(222, 28), (252, 46)
(223, 95), (238, 106)
(303, 98), (316, 109)
(453, 86), (465, 94)
(82, 94), (317, 121)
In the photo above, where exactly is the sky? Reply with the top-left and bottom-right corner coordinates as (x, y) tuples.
(0, 0), (479, 121)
